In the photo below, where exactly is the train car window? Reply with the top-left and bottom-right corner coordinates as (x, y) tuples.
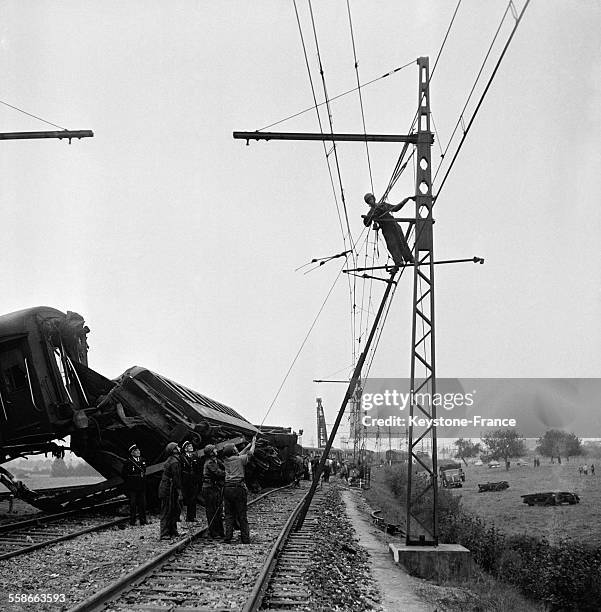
(4, 364), (27, 392)
(175, 383), (199, 405)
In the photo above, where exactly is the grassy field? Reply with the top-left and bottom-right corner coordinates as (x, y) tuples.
(365, 461), (600, 547)
(362, 469), (545, 611)
(0, 475), (106, 520)
(455, 462), (599, 546)
(15, 474), (105, 490)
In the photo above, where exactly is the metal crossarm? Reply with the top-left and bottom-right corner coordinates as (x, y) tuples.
(233, 131), (432, 144)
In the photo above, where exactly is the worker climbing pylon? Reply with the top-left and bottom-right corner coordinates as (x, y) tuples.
(362, 193), (415, 269)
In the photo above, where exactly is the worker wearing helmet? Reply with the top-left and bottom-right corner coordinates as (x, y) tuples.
(121, 443), (147, 526)
(202, 444), (225, 538)
(158, 442), (183, 540)
(222, 435), (256, 544)
(363, 192), (416, 269)
(180, 440), (202, 522)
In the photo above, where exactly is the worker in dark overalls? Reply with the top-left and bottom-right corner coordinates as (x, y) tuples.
(293, 454), (304, 488)
(121, 444), (147, 526)
(180, 440), (202, 522)
(363, 193), (415, 267)
(222, 436), (256, 544)
(158, 442), (183, 540)
(202, 444), (225, 538)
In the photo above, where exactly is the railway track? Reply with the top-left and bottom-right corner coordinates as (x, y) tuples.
(249, 487), (327, 611)
(68, 485), (311, 612)
(0, 499), (128, 561)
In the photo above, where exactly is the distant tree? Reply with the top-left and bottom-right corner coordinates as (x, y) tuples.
(453, 438), (481, 466)
(582, 441), (601, 459)
(71, 462), (100, 477)
(536, 430), (582, 463)
(481, 429), (526, 470)
(50, 457), (70, 477)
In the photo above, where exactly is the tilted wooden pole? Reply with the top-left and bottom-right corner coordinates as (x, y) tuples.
(295, 271), (398, 530)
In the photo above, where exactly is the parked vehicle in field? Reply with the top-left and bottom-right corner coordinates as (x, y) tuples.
(478, 481), (509, 492)
(438, 461), (465, 488)
(441, 469), (464, 488)
(488, 461), (501, 468)
(521, 491), (580, 506)
(516, 460), (529, 466)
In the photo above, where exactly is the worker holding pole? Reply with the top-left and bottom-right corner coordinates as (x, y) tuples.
(362, 193), (415, 267)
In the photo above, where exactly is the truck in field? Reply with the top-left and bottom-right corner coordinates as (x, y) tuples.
(438, 461), (465, 488)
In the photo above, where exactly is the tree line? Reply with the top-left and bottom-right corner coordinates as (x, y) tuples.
(453, 428), (587, 469)
(51, 457), (100, 477)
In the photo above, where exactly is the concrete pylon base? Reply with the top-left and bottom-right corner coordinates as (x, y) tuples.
(389, 542), (472, 582)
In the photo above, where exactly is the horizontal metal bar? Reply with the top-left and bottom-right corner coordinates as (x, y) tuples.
(346, 272), (396, 284)
(343, 257), (484, 274)
(0, 130), (94, 141)
(233, 131), (429, 144)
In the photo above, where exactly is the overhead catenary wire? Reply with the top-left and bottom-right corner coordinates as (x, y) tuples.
(0, 99), (68, 131)
(257, 60), (415, 132)
(363, 231), (414, 381)
(306, 0), (356, 251)
(380, 0), (462, 202)
(292, 0), (349, 258)
(433, 0), (513, 186)
(260, 224), (369, 427)
(430, 0), (462, 81)
(346, 0), (374, 195)
(433, 0), (532, 202)
(260, 263), (345, 427)
(292, 0), (358, 367)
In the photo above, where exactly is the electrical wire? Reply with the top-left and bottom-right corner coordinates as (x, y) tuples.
(0, 99), (68, 130)
(257, 60), (415, 132)
(293, 0), (358, 368)
(434, 0), (532, 202)
(292, 0), (348, 254)
(431, 0), (462, 80)
(346, 0), (374, 195)
(433, 0), (513, 186)
(260, 263), (346, 427)
(380, 0), (462, 202)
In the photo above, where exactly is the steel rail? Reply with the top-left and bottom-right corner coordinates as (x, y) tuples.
(0, 516), (128, 561)
(67, 484), (294, 612)
(241, 491), (309, 612)
(0, 498), (126, 533)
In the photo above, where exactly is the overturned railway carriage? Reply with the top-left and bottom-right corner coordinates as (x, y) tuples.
(256, 425), (301, 485)
(0, 307), (292, 510)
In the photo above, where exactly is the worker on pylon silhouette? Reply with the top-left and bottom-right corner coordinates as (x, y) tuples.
(362, 193), (415, 268)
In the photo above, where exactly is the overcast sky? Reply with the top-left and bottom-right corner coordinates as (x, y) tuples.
(1, 1), (600, 450)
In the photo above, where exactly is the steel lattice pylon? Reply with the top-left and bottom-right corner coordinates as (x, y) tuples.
(406, 56), (438, 546)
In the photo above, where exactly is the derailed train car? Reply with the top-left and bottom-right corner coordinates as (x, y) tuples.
(0, 307), (297, 510)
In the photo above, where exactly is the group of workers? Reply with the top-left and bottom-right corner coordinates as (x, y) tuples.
(295, 454), (365, 487)
(121, 435), (257, 544)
